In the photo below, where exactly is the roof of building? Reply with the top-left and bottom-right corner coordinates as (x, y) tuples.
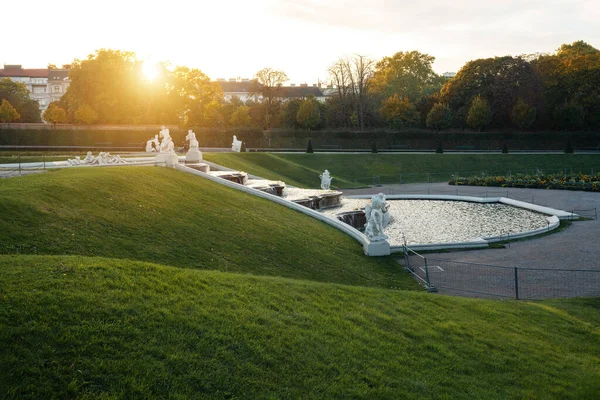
(48, 70), (70, 81)
(279, 86), (324, 98)
(0, 65), (48, 78)
(217, 81), (253, 93)
(217, 81), (324, 98)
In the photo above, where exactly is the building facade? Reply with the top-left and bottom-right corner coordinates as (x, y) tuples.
(0, 64), (70, 115)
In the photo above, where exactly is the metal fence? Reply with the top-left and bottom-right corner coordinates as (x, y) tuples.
(403, 248), (600, 300)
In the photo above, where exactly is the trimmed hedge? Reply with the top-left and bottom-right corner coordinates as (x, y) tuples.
(449, 172), (600, 192)
(0, 127), (599, 151)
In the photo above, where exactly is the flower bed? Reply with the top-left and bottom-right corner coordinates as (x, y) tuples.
(449, 173), (600, 191)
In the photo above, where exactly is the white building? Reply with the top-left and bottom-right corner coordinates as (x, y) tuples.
(216, 78), (326, 103)
(0, 64), (70, 114)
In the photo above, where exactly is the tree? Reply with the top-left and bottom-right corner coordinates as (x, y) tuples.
(42, 102), (67, 126)
(0, 99), (20, 126)
(380, 94), (420, 129)
(553, 102), (585, 130)
(306, 139), (314, 153)
(511, 99), (537, 130)
(296, 98), (321, 130)
(166, 66), (223, 127)
(74, 103), (98, 125)
(371, 50), (444, 102)
(0, 78), (41, 123)
(532, 41), (600, 128)
(328, 55), (375, 130)
(62, 49), (145, 124)
(441, 56), (542, 128)
(249, 68), (288, 129)
(426, 103), (453, 132)
(467, 95), (492, 131)
(229, 106), (251, 127)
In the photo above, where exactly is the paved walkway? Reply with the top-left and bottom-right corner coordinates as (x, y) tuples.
(343, 183), (600, 299)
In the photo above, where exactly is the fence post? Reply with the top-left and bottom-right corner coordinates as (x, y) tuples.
(514, 267), (519, 300)
(424, 257), (436, 292)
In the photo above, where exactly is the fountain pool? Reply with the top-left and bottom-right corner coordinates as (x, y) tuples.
(319, 197), (553, 247)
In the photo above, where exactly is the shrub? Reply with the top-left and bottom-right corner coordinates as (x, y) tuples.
(502, 144), (508, 154)
(435, 142), (443, 154)
(306, 139), (314, 153)
(371, 141), (378, 153)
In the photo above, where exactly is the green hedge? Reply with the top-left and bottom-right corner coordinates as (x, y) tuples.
(0, 127), (599, 151)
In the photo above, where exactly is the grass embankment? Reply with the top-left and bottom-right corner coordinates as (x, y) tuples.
(203, 153), (600, 188)
(1, 255), (599, 398)
(0, 167), (411, 289)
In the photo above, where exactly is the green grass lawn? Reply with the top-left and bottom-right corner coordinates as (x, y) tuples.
(1, 255), (598, 398)
(1, 166), (599, 398)
(0, 167), (412, 289)
(203, 153), (600, 188)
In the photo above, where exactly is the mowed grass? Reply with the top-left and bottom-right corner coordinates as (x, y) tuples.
(0, 167), (414, 289)
(1, 255), (599, 399)
(203, 153), (600, 188)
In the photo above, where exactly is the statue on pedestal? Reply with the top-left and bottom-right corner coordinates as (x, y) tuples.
(231, 135), (242, 152)
(185, 130), (203, 164)
(319, 170), (332, 191)
(364, 193), (390, 241)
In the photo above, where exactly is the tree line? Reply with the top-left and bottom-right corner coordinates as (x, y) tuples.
(1, 41), (598, 132)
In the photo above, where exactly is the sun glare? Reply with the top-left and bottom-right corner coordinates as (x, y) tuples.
(142, 61), (158, 81)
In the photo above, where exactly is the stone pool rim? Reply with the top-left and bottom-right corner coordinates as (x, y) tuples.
(345, 194), (576, 253)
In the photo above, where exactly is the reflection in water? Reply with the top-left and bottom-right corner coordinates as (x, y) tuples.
(321, 199), (549, 246)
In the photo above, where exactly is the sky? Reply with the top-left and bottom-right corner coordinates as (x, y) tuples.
(2, 0), (598, 84)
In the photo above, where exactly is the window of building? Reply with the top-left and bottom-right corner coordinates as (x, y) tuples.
(53, 86), (61, 93)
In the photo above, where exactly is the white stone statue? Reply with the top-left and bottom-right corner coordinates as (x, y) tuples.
(159, 126), (174, 153)
(155, 125), (179, 167)
(186, 130), (199, 150)
(319, 169), (332, 191)
(364, 193), (390, 241)
(185, 129), (203, 163)
(145, 136), (157, 152)
(68, 151), (128, 166)
(83, 151), (94, 163)
(231, 135), (242, 152)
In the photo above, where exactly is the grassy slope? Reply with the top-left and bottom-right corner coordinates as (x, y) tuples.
(1, 255), (599, 399)
(0, 167), (414, 290)
(203, 153), (600, 188)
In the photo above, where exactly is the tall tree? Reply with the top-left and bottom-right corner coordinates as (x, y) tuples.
(0, 99), (20, 126)
(166, 66), (223, 127)
(371, 50), (444, 102)
(380, 94), (420, 129)
(229, 106), (251, 127)
(441, 56), (542, 128)
(467, 95), (492, 131)
(532, 41), (600, 128)
(249, 68), (288, 129)
(0, 78), (41, 123)
(328, 55), (375, 130)
(426, 103), (453, 132)
(42, 102), (67, 126)
(511, 99), (537, 130)
(63, 49), (144, 124)
(296, 98), (321, 130)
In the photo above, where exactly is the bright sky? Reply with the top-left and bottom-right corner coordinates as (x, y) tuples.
(3, 0), (598, 84)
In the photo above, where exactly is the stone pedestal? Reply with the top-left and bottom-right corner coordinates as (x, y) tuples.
(364, 240), (391, 256)
(185, 149), (203, 164)
(156, 152), (179, 167)
(187, 163), (210, 173)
